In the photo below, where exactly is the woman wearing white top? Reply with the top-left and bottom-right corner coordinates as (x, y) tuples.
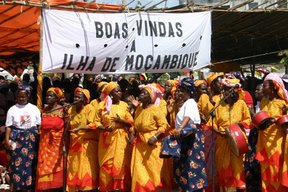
(4, 87), (41, 191)
(173, 78), (208, 191)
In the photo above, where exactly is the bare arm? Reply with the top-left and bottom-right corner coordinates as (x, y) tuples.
(5, 127), (12, 150)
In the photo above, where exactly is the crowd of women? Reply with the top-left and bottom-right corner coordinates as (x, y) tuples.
(1, 71), (288, 192)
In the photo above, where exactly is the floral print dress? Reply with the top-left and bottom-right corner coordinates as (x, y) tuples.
(173, 125), (208, 191)
(10, 127), (39, 190)
(173, 99), (208, 191)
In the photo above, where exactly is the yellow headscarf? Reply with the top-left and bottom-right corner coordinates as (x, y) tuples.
(47, 87), (63, 99)
(101, 82), (119, 114)
(97, 81), (108, 92)
(194, 79), (207, 87)
(207, 72), (224, 86)
(74, 87), (90, 104)
(102, 82), (118, 96)
(167, 80), (179, 96)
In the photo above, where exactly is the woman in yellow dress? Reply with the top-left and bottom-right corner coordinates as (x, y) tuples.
(255, 73), (288, 191)
(131, 84), (170, 192)
(95, 82), (134, 191)
(66, 88), (98, 192)
(36, 87), (65, 191)
(208, 78), (251, 192)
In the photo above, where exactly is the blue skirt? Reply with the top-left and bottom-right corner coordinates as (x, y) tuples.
(9, 126), (39, 190)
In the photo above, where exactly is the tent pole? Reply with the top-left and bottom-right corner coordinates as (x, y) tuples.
(37, 12), (43, 111)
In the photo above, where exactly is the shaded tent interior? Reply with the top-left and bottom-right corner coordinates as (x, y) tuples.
(0, 1), (288, 76)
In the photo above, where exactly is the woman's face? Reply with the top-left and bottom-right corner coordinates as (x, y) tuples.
(255, 84), (263, 101)
(197, 84), (208, 95)
(138, 89), (151, 104)
(164, 82), (172, 93)
(175, 87), (190, 105)
(262, 80), (273, 96)
(16, 90), (28, 105)
(211, 78), (223, 93)
(73, 92), (85, 104)
(46, 91), (58, 105)
(110, 86), (122, 101)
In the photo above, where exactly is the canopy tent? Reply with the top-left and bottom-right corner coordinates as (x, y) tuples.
(0, 0), (123, 76)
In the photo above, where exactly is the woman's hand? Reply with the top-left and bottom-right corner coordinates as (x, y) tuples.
(148, 135), (157, 146)
(173, 129), (182, 139)
(4, 140), (12, 150)
(127, 95), (139, 108)
(111, 114), (121, 124)
(105, 126), (115, 132)
(213, 127), (227, 137)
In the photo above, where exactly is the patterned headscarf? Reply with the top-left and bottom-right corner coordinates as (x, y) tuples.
(179, 77), (195, 96)
(221, 78), (241, 88)
(74, 87), (90, 104)
(207, 72), (224, 86)
(100, 82), (119, 114)
(47, 87), (63, 99)
(221, 78), (244, 99)
(166, 80), (179, 96)
(139, 84), (163, 106)
(264, 73), (288, 102)
(17, 83), (32, 96)
(194, 79), (207, 87)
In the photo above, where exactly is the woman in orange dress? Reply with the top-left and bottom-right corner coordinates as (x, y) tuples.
(255, 73), (288, 191)
(95, 82), (134, 191)
(208, 78), (251, 192)
(36, 87), (65, 191)
(131, 84), (170, 192)
(66, 88), (98, 192)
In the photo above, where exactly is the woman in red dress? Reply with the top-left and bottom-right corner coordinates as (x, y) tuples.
(36, 87), (65, 191)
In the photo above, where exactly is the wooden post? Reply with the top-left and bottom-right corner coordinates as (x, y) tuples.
(37, 12), (43, 111)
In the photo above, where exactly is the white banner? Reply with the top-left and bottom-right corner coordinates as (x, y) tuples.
(42, 9), (211, 74)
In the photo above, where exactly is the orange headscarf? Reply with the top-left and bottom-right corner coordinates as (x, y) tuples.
(167, 80), (179, 96)
(97, 81), (108, 92)
(47, 87), (63, 99)
(74, 87), (90, 104)
(100, 82), (119, 114)
(194, 79), (207, 87)
(207, 72), (224, 86)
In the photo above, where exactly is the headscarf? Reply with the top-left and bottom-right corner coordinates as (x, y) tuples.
(17, 82), (32, 96)
(151, 83), (165, 94)
(139, 84), (163, 106)
(167, 80), (179, 96)
(100, 82), (119, 114)
(264, 73), (288, 102)
(74, 87), (90, 104)
(179, 77), (195, 96)
(97, 81), (108, 92)
(231, 71), (246, 82)
(207, 72), (224, 86)
(47, 87), (63, 99)
(221, 78), (244, 99)
(194, 79), (207, 87)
